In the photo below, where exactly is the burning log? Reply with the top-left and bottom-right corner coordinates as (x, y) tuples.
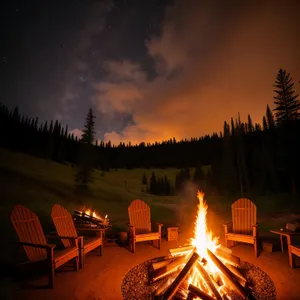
(225, 263), (247, 287)
(154, 270), (181, 296)
(196, 260), (223, 300)
(173, 282), (189, 300)
(188, 284), (216, 300)
(207, 249), (249, 299)
(73, 210), (110, 228)
(215, 248), (240, 267)
(186, 293), (197, 300)
(151, 256), (177, 270)
(219, 245), (232, 254)
(151, 256), (186, 283)
(169, 246), (195, 257)
(162, 251), (199, 300)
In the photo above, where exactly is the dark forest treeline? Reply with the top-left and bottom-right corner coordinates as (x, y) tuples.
(1, 101), (300, 197)
(1, 68), (300, 198)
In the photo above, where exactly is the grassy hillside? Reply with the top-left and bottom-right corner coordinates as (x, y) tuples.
(1, 147), (297, 266)
(0, 148), (192, 265)
(0, 148), (187, 225)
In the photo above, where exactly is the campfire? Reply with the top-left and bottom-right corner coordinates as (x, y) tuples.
(149, 191), (256, 300)
(73, 207), (110, 228)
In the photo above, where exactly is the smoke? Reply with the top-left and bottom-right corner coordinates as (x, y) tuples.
(94, 0), (300, 144)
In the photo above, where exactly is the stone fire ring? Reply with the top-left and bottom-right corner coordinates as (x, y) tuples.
(121, 257), (276, 300)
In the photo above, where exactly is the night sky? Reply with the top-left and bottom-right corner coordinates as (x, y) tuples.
(1, 0), (300, 144)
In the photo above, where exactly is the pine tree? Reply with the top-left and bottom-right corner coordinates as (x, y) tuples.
(273, 68), (300, 123)
(49, 121), (53, 133)
(142, 173), (147, 185)
(223, 121), (230, 137)
(266, 104), (274, 128)
(164, 175), (171, 195)
(34, 117), (39, 130)
(12, 106), (20, 121)
(43, 121), (48, 133)
(247, 114), (254, 132)
(230, 117), (235, 135)
(193, 166), (205, 183)
(262, 116), (268, 131)
(174, 173), (181, 191)
(75, 108), (97, 193)
(255, 123), (261, 131)
(149, 172), (157, 194)
(82, 108), (96, 144)
(64, 125), (68, 138)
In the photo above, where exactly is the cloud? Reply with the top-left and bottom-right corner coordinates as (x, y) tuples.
(69, 128), (83, 140)
(55, 0), (113, 122)
(95, 0), (300, 144)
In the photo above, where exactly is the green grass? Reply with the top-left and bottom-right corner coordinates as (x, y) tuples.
(0, 148), (188, 265)
(0, 148), (183, 226)
(1, 147), (298, 266)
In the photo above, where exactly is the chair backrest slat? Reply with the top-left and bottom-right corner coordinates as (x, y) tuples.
(51, 204), (78, 248)
(128, 200), (151, 234)
(10, 205), (47, 261)
(232, 198), (256, 234)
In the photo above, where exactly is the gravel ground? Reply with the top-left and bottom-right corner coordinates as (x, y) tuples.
(121, 258), (276, 300)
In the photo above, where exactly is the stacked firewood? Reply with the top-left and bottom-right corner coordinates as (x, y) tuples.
(73, 210), (110, 228)
(148, 246), (256, 300)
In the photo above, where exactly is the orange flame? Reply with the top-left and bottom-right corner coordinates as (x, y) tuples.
(187, 191), (225, 296)
(190, 191), (220, 258)
(81, 207), (103, 220)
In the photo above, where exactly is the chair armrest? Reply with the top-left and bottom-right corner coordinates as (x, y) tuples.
(127, 224), (135, 235)
(253, 223), (258, 237)
(46, 235), (80, 240)
(223, 221), (233, 234)
(75, 228), (106, 232)
(46, 235), (84, 247)
(156, 222), (163, 227)
(223, 221), (233, 227)
(17, 241), (56, 250)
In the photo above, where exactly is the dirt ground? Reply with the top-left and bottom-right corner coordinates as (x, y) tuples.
(1, 228), (300, 300)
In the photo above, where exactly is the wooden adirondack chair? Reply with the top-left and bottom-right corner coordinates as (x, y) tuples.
(51, 204), (103, 268)
(289, 244), (300, 268)
(223, 198), (258, 257)
(10, 205), (80, 288)
(128, 199), (163, 253)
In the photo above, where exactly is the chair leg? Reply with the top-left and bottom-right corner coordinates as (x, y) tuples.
(79, 246), (84, 269)
(100, 244), (103, 256)
(74, 257), (79, 271)
(47, 248), (55, 288)
(158, 237), (161, 250)
(289, 247), (294, 268)
(254, 240), (258, 258)
(132, 239), (136, 253)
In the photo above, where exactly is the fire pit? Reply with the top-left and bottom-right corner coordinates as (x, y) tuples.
(121, 258), (276, 300)
(121, 192), (276, 300)
(73, 207), (110, 228)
